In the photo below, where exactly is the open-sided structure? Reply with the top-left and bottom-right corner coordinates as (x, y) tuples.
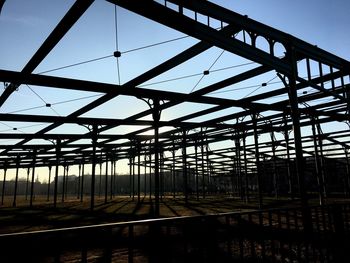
(0, 0), (350, 223)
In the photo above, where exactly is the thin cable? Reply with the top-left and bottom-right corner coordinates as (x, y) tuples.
(51, 94), (102, 106)
(243, 75), (279, 98)
(139, 60), (253, 88)
(122, 35), (190, 54)
(210, 83), (262, 95)
(114, 5), (121, 85)
(26, 84), (61, 117)
(139, 72), (203, 87)
(0, 121), (15, 130)
(26, 85), (46, 104)
(38, 55), (113, 75)
(6, 94), (102, 114)
(8, 105), (47, 114)
(209, 61), (255, 73)
(190, 49), (225, 93)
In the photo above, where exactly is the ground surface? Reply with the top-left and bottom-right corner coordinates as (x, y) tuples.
(0, 194), (343, 234)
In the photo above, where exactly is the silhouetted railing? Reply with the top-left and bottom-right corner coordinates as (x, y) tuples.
(0, 203), (349, 262)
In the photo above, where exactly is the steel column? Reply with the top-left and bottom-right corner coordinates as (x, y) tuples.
(54, 139), (60, 207)
(252, 113), (263, 209)
(29, 150), (37, 207)
(47, 166), (52, 201)
(1, 165), (7, 205)
(311, 118), (325, 206)
(105, 152), (109, 204)
(13, 155), (20, 207)
(182, 129), (188, 204)
(90, 124), (97, 210)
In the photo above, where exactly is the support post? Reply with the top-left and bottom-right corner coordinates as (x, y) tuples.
(270, 130), (278, 199)
(61, 163), (66, 203)
(344, 148), (350, 197)
(54, 139), (60, 208)
(283, 114), (294, 199)
(182, 128), (188, 204)
(90, 124), (97, 211)
(153, 99), (161, 217)
(81, 161), (85, 202)
(311, 118), (325, 206)
(1, 165), (7, 205)
(149, 149), (152, 200)
(137, 141), (141, 203)
(77, 163), (81, 199)
(195, 139), (199, 200)
(47, 166), (52, 201)
(25, 167), (30, 201)
(235, 137), (243, 200)
(13, 155), (20, 207)
(201, 128), (206, 198)
(252, 113), (263, 209)
(243, 134), (249, 203)
(105, 152), (109, 204)
(110, 154), (114, 200)
(172, 141), (176, 198)
(29, 149), (37, 208)
(285, 45), (310, 231)
(129, 155), (132, 198)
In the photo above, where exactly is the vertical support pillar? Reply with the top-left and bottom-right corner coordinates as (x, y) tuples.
(1, 164), (7, 205)
(132, 155), (135, 201)
(47, 166), (52, 201)
(110, 155), (115, 199)
(65, 166), (69, 200)
(129, 155), (132, 198)
(90, 124), (97, 211)
(29, 149), (37, 208)
(270, 130), (278, 199)
(62, 163), (66, 203)
(105, 152), (109, 204)
(99, 152), (102, 198)
(317, 129), (327, 199)
(81, 161), (85, 202)
(252, 113), (263, 209)
(283, 114), (294, 199)
(243, 134), (249, 203)
(195, 139), (199, 200)
(231, 155), (235, 196)
(285, 45), (310, 231)
(54, 139), (60, 208)
(206, 144), (210, 187)
(172, 141), (176, 198)
(344, 148), (350, 197)
(235, 137), (243, 200)
(13, 155), (20, 207)
(25, 167), (30, 201)
(113, 159), (117, 196)
(144, 155), (147, 197)
(159, 149), (163, 199)
(153, 99), (161, 217)
(149, 149), (152, 200)
(201, 128), (206, 198)
(311, 118), (325, 206)
(137, 141), (141, 203)
(182, 129), (188, 204)
(77, 163), (81, 199)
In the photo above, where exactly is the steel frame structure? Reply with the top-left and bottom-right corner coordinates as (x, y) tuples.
(0, 0), (350, 222)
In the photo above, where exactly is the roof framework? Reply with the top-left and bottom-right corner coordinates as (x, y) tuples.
(0, 0), (349, 212)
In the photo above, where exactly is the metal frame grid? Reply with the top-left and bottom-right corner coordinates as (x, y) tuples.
(0, 0), (349, 215)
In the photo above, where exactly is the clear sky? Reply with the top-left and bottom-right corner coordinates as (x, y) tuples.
(0, 0), (349, 181)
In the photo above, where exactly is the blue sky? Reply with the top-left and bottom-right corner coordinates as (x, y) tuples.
(0, 0), (349, 181)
